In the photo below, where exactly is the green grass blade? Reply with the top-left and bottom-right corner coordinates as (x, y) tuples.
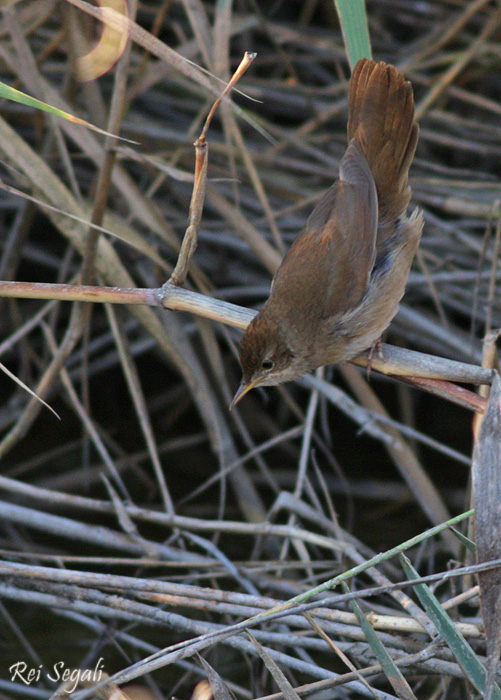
(449, 526), (476, 553)
(400, 553), (501, 699)
(345, 583), (417, 700)
(0, 81), (135, 142)
(333, 0), (371, 68)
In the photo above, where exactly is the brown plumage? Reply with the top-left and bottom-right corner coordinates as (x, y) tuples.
(231, 58), (423, 408)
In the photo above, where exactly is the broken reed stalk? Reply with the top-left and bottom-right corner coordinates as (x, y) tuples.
(168, 51), (257, 286)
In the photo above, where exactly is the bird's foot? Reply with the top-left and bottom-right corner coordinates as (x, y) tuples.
(366, 338), (383, 379)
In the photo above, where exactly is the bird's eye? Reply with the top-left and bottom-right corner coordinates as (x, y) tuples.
(261, 359), (274, 371)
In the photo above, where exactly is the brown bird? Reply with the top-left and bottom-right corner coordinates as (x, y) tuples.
(231, 58), (423, 409)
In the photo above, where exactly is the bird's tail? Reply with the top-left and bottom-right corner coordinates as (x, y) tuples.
(347, 58), (418, 230)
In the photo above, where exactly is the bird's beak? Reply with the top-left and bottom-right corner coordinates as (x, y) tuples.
(229, 376), (262, 410)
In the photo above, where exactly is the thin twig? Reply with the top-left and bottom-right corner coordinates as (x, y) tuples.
(169, 52), (256, 286)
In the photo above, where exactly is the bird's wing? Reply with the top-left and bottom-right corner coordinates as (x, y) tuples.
(271, 140), (378, 319)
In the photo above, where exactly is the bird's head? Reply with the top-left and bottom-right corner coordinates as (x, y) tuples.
(230, 314), (304, 409)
